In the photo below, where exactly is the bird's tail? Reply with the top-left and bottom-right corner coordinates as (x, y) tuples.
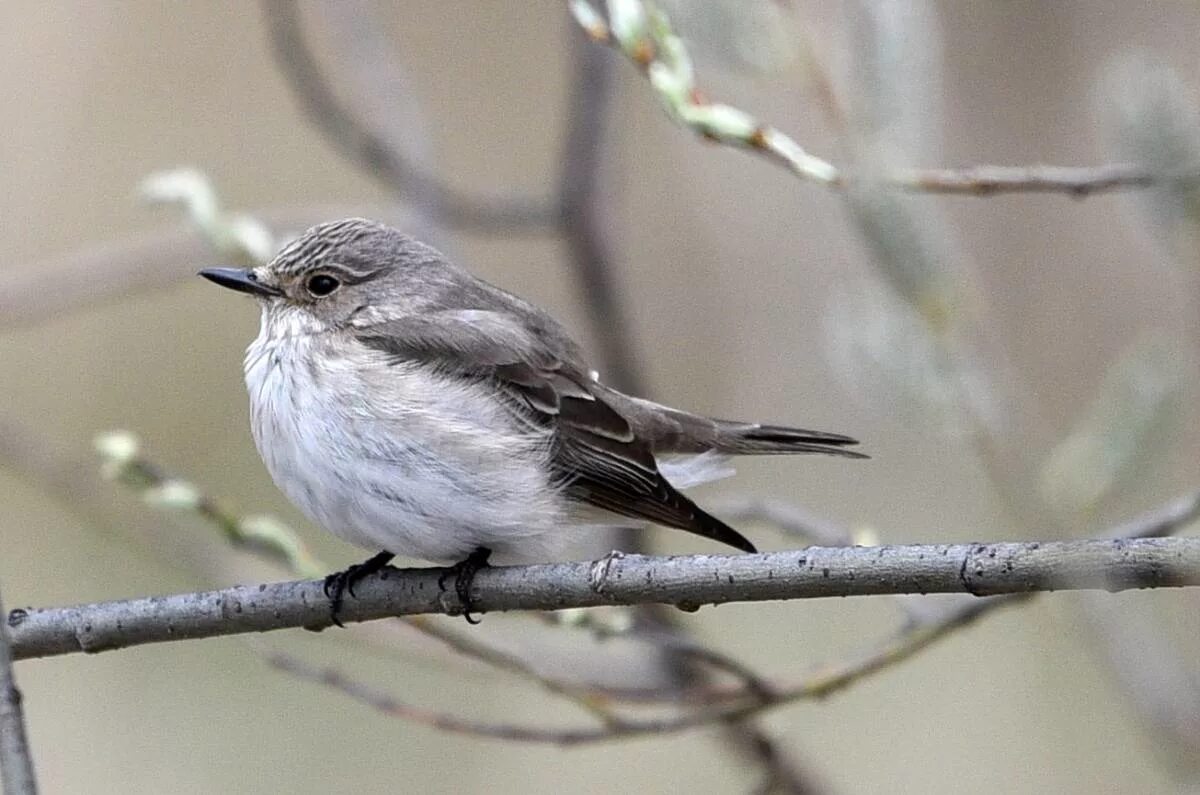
(600, 388), (866, 458)
(708, 420), (866, 457)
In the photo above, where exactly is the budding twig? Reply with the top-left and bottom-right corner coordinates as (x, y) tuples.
(569, 0), (1197, 199)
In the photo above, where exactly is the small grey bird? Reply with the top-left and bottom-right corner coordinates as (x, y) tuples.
(200, 218), (863, 619)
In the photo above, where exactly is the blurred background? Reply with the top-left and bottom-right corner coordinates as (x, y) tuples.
(2, 1), (1200, 792)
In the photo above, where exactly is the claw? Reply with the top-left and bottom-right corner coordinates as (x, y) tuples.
(439, 547), (492, 624)
(322, 550), (394, 627)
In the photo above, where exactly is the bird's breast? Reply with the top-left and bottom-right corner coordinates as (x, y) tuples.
(242, 331), (566, 561)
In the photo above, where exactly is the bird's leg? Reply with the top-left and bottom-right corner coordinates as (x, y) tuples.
(438, 547), (492, 625)
(323, 550), (395, 627)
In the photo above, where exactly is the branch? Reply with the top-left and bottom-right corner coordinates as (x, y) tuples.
(257, 593), (1012, 746)
(569, 1), (1195, 199)
(0, 586), (37, 794)
(261, 1), (558, 233)
(0, 203), (421, 332)
(9, 538), (1200, 662)
(894, 163), (1164, 198)
(558, 32), (647, 396)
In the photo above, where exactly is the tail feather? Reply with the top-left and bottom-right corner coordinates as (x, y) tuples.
(714, 421), (867, 457)
(598, 388), (866, 458)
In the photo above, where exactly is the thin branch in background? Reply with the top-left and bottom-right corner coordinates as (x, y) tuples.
(95, 431), (323, 579)
(895, 163), (1163, 198)
(400, 618), (624, 726)
(569, 0), (1197, 200)
(262, 648), (624, 745)
(258, 595), (1011, 746)
(0, 585), (38, 795)
(633, 625), (776, 701)
(0, 204), (424, 333)
(557, 32), (647, 396)
(711, 496), (857, 547)
(260, 1), (558, 234)
(551, 24), (814, 785)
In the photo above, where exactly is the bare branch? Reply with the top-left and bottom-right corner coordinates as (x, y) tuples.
(261, 1), (557, 233)
(894, 163), (1165, 198)
(258, 597), (1013, 746)
(262, 649), (629, 744)
(260, 595), (1021, 748)
(0, 586), (37, 794)
(8, 538), (1200, 662)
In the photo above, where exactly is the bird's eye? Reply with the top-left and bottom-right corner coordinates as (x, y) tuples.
(305, 274), (341, 297)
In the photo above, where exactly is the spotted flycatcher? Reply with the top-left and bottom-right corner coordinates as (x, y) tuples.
(200, 218), (863, 619)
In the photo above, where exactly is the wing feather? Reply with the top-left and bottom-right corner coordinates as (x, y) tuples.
(354, 311), (756, 553)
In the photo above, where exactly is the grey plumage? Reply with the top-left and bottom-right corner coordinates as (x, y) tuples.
(202, 218), (863, 563)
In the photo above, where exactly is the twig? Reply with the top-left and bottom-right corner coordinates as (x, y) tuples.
(631, 625), (775, 700)
(0, 586), (37, 794)
(262, 648), (644, 745)
(570, 1), (1195, 200)
(95, 432), (323, 579)
(400, 618), (623, 725)
(569, 0), (838, 184)
(259, 597), (1011, 746)
(8, 538), (1200, 662)
(894, 163), (1166, 198)
(261, 1), (557, 233)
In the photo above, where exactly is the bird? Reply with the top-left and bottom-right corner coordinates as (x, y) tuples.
(199, 218), (864, 621)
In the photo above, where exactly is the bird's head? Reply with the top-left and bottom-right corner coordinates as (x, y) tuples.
(199, 218), (447, 336)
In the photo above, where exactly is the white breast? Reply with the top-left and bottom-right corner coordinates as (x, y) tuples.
(243, 313), (568, 563)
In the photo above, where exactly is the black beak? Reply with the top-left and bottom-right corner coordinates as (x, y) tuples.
(198, 267), (282, 298)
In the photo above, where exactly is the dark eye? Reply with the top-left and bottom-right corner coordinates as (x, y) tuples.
(306, 274), (341, 297)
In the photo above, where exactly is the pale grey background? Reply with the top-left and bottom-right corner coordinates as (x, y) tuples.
(1, 2), (1198, 793)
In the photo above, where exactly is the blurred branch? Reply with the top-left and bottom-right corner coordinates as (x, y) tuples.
(895, 163), (1166, 198)
(10, 537), (1200, 662)
(0, 585), (37, 795)
(712, 496), (856, 547)
(0, 203), (420, 332)
(570, 1), (1196, 200)
(262, 647), (656, 745)
(261, 1), (558, 233)
(251, 583), (1120, 747)
(1078, 595), (1200, 765)
(558, 31), (646, 395)
(94, 431), (323, 579)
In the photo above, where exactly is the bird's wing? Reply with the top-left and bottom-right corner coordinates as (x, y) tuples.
(353, 310), (756, 553)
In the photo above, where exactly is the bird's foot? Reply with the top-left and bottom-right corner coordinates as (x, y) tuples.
(323, 550), (395, 627)
(438, 547), (492, 625)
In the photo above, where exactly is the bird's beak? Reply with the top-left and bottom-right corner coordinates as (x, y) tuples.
(198, 267), (282, 298)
